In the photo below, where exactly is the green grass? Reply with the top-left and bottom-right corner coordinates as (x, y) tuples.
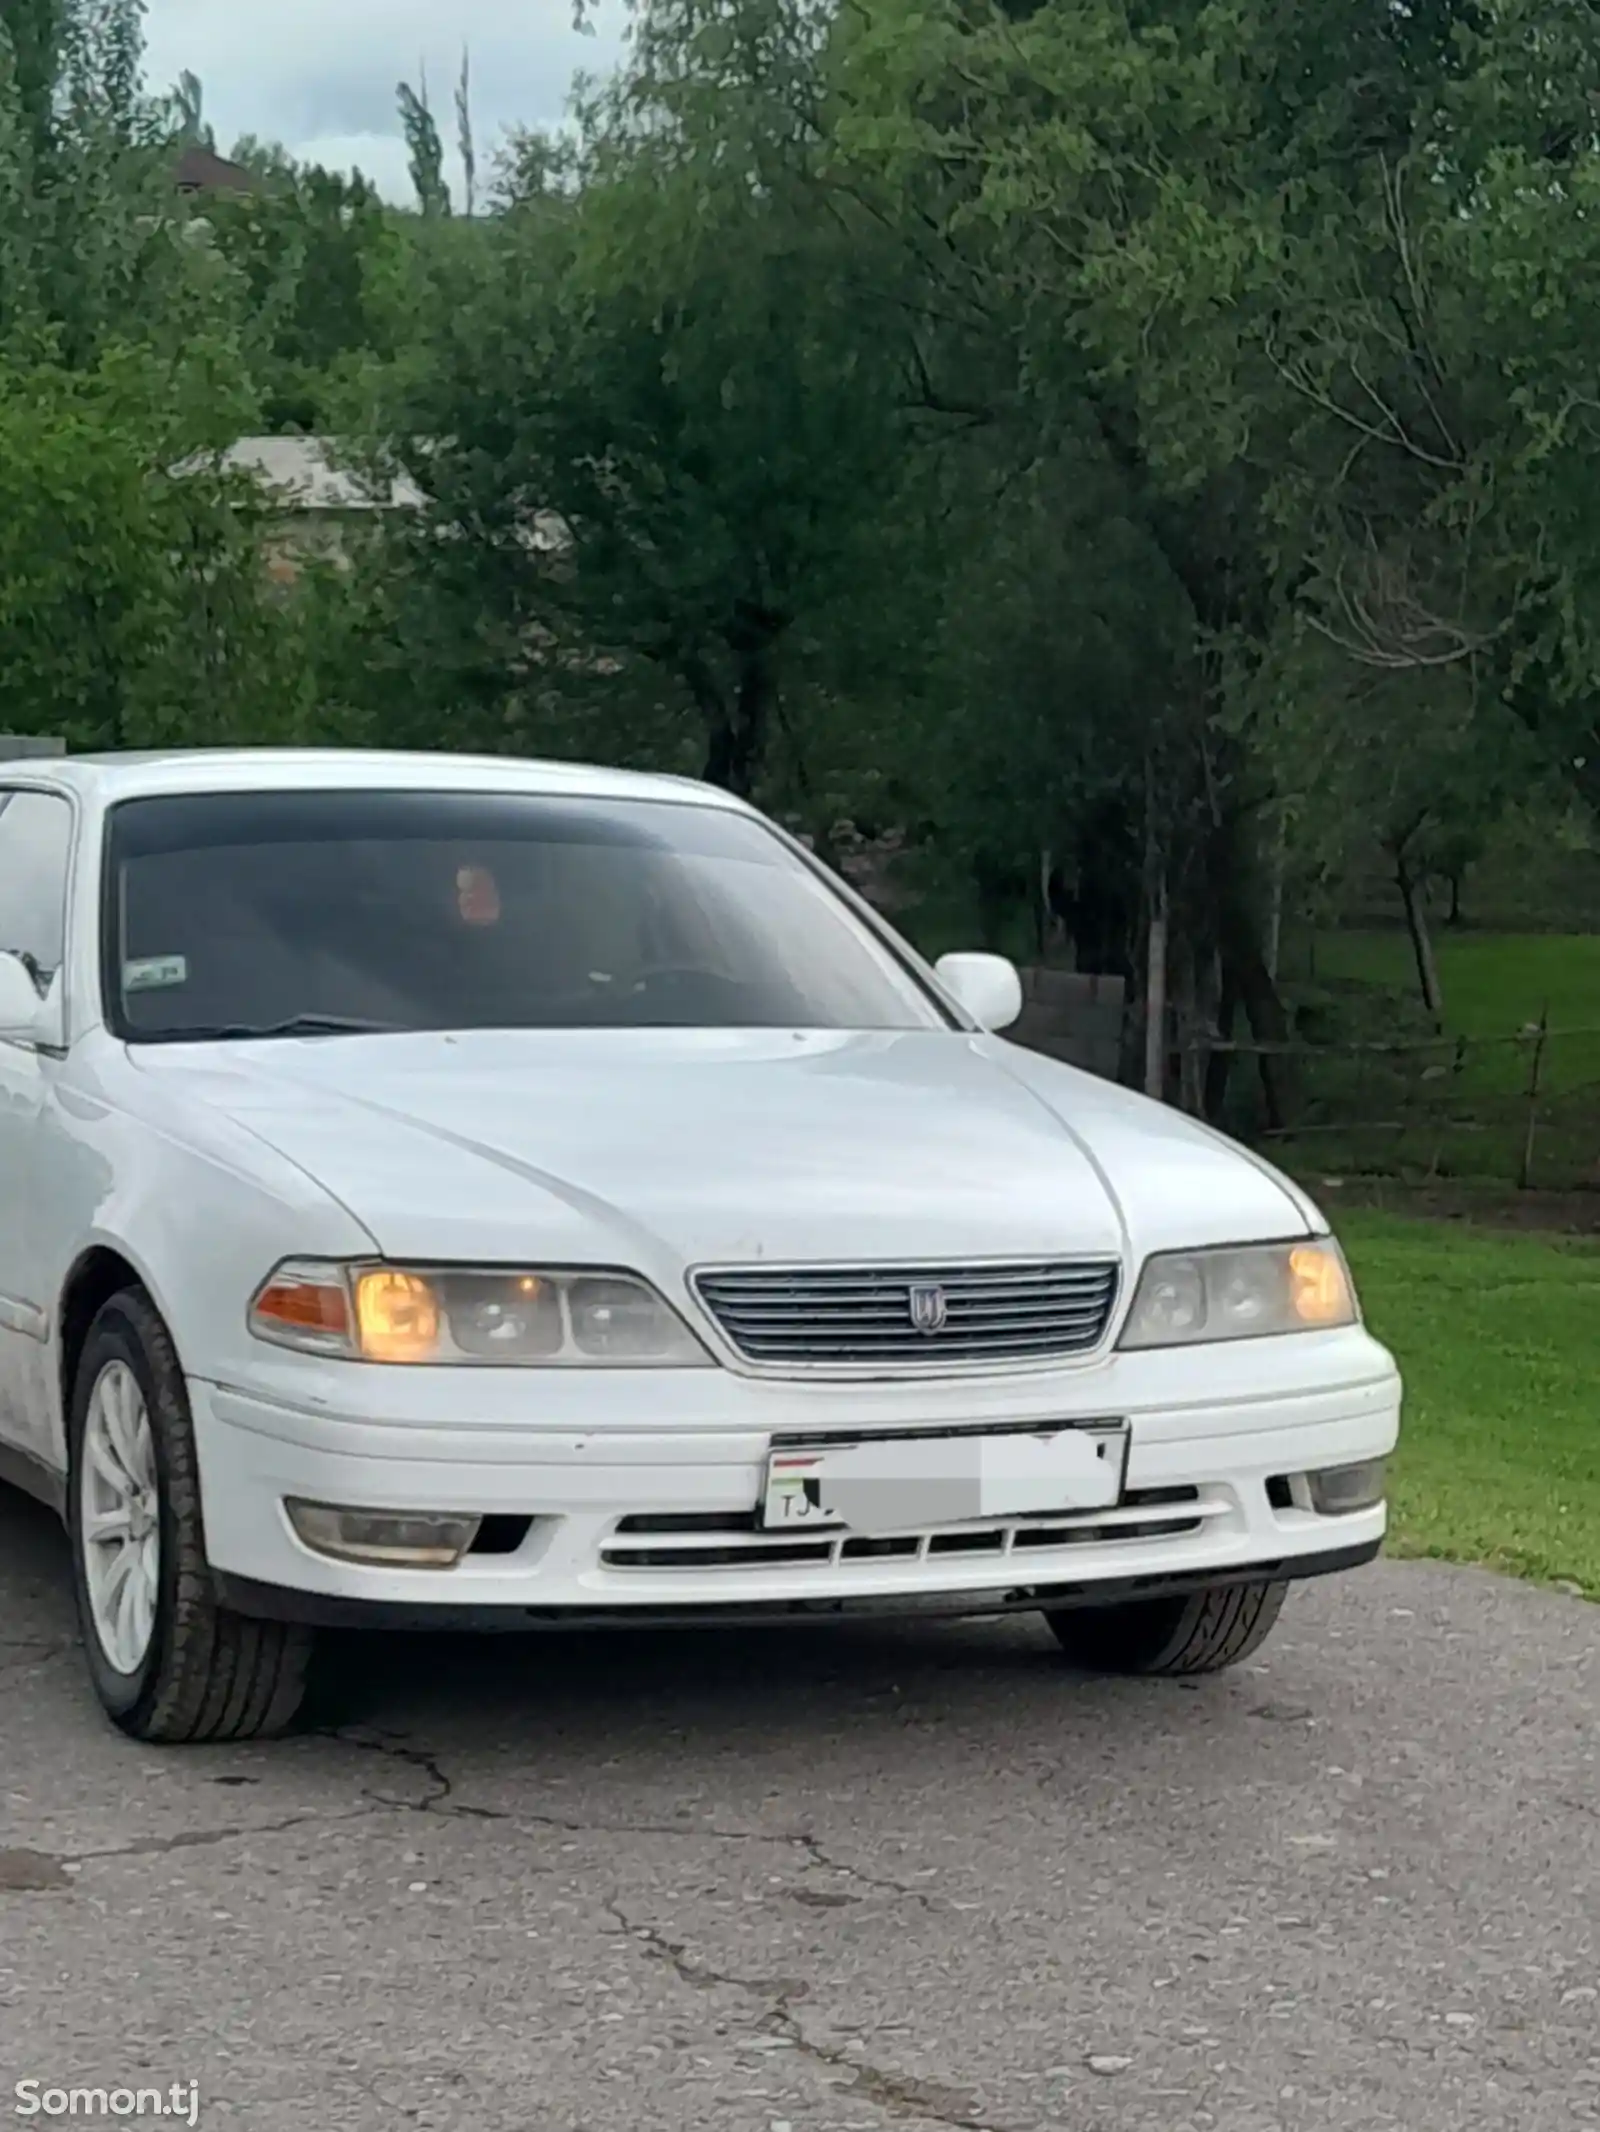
(1312, 930), (1600, 1092)
(1338, 1210), (1600, 1595)
(1282, 930), (1600, 1186)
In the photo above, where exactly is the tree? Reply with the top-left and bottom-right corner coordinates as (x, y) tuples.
(455, 49), (476, 219)
(172, 67), (210, 146)
(828, 0), (1600, 819)
(227, 133), (300, 181)
(398, 77), (450, 217)
(200, 161), (405, 430)
(803, 0), (1600, 1112)
(0, 0), (253, 373)
(0, 0), (64, 169)
(377, 0), (930, 797)
(0, 353), (323, 750)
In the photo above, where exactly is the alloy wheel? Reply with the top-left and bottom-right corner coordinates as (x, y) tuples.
(80, 1359), (161, 1676)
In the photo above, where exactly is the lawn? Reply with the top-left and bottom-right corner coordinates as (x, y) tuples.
(1338, 1210), (1600, 1596)
(1282, 930), (1600, 1187)
(1311, 929), (1600, 1091)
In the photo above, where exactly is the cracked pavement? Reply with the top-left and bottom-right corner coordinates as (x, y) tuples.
(1, 1485), (1597, 2132)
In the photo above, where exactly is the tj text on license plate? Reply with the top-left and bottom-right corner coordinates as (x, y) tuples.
(761, 1423), (1128, 1532)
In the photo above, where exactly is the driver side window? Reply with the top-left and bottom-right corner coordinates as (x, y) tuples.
(0, 790), (73, 992)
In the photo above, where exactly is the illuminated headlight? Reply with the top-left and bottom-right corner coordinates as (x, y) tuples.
(249, 1261), (712, 1366)
(1118, 1239), (1357, 1350)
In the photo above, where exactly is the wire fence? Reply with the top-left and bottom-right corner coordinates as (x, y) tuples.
(1178, 1019), (1600, 1194)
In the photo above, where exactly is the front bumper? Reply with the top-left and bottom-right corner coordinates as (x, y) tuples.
(190, 1328), (1401, 1626)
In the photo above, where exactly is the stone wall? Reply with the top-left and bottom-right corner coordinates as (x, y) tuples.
(1008, 967), (1127, 1082)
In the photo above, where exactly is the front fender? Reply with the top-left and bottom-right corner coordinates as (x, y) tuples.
(41, 1054), (376, 1466)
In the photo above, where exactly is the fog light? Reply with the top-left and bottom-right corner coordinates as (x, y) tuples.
(1306, 1459), (1387, 1516)
(286, 1500), (481, 1568)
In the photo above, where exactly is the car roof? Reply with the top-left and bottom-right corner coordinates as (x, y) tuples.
(4, 748), (741, 812)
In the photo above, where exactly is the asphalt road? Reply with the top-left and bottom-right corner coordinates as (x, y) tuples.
(2, 1484), (1596, 2132)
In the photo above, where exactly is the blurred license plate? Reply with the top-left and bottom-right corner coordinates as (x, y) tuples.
(761, 1425), (1127, 1532)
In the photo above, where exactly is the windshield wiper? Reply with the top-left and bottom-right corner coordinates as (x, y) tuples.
(139, 1014), (405, 1044)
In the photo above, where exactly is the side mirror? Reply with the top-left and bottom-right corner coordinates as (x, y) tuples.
(0, 952), (62, 1049)
(934, 951), (1023, 1033)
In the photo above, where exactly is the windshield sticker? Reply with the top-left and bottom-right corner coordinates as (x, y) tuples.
(124, 955), (188, 993)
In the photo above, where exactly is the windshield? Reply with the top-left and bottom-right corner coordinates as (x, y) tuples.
(101, 788), (945, 1041)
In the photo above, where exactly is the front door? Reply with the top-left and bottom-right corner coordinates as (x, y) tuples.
(0, 788), (74, 1472)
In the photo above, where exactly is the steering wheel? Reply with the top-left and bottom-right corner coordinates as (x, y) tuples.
(623, 962), (724, 995)
(520, 964), (745, 1024)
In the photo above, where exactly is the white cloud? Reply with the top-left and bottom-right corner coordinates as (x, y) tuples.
(143, 0), (627, 201)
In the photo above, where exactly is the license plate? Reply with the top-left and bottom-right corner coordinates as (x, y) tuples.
(761, 1424), (1128, 1532)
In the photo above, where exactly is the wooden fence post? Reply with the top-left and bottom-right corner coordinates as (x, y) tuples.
(1143, 873), (1168, 1102)
(1518, 1007), (1550, 1191)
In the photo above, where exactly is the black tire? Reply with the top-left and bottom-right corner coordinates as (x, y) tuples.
(67, 1288), (316, 1743)
(1045, 1578), (1289, 1677)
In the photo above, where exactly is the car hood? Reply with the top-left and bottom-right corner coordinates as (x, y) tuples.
(129, 1028), (1309, 1273)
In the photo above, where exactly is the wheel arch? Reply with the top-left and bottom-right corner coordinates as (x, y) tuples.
(56, 1238), (181, 1448)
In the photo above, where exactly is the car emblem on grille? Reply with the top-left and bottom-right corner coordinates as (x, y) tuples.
(907, 1283), (948, 1334)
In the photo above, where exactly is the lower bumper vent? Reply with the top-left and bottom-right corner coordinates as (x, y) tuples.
(601, 1487), (1206, 1572)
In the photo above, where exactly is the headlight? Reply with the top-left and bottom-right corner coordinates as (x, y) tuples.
(248, 1260), (712, 1366)
(1118, 1239), (1356, 1350)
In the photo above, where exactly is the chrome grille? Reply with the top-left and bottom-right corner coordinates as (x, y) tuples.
(691, 1258), (1120, 1369)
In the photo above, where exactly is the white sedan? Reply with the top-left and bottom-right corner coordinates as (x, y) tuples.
(0, 750), (1400, 1742)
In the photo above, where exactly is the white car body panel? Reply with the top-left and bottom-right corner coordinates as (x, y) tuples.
(0, 748), (1401, 1623)
(123, 1024), (1311, 1279)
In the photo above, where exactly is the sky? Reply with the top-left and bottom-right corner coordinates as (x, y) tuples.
(142, 0), (629, 204)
